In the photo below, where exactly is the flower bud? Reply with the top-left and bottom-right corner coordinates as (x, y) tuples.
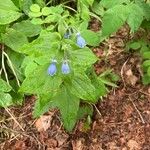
(76, 33), (86, 48)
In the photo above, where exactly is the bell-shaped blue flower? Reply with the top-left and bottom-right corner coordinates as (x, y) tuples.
(47, 60), (57, 76)
(76, 33), (86, 48)
(64, 32), (71, 39)
(61, 61), (70, 74)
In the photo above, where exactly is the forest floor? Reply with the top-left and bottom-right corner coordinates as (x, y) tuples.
(0, 20), (150, 150)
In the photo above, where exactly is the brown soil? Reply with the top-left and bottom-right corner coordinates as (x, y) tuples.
(0, 21), (150, 150)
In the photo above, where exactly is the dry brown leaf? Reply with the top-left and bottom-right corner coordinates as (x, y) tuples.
(13, 140), (27, 150)
(35, 115), (52, 132)
(45, 138), (58, 148)
(125, 69), (138, 86)
(72, 139), (84, 150)
(127, 139), (141, 150)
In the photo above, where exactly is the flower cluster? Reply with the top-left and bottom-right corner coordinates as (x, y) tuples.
(47, 59), (70, 76)
(64, 31), (86, 48)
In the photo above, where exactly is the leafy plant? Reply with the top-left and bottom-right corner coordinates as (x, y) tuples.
(1, 0), (148, 132)
(0, 0), (112, 132)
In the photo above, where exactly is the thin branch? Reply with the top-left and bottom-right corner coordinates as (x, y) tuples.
(1, 46), (9, 84)
(3, 51), (20, 87)
(129, 97), (145, 124)
(5, 107), (25, 131)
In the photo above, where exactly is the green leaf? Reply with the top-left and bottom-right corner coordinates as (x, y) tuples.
(0, 0), (22, 25)
(0, 0), (19, 11)
(30, 4), (40, 12)
(136, 0), (150, 20)
(12, 20), (42, 37)
(67, 73), (97, 103)
(99, 77), (118, 87)
(28, 11), (42, 17)
(143, 52), (150, 59)
(77, 104), (93, 120)
(0, 92), (13, 107)
(91, 75), (107, 98)
(100, 0), (130, 9)
(42, 7), (51, 16)
(20, 30), (60, 56)
(35, 0), (45, 8)
(127, 4), (144, 32)
(2, 29), (28, 52)
(129, 42), (141, 50)
(19, 64), (62, 95)
(6, 49), (24, 81)
(22, 0), (33, 15)
(143, 60), (150, 68)
(33, 94), (53, 117)
(147, 67), (150, 76)
(102, 4), (129, 37)
(85, 0), (94, 6)
(81, 30), (100, 46)
(92, 1), (104, 16)
(0, 10), (22, 25)
(70, 47), (98, 68)
(51, 87), (80, 132)
(0, 79), (12, 92)
(31, 18), (44, 24)
(142, 74), (150, 85)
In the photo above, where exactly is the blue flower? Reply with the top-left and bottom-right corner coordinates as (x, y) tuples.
(61, 61), (70, 74)
(64, 32), (71, 39)
(47, 60), (57, 76)
(76, 33), (86, 48)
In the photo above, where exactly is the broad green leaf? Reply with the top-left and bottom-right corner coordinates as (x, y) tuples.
(35, 0), (45, 8)
(81, 30), (100, 46)
(28, 11), (42, 17)
(0, 0), (19, 11)
(67, 73), (97, 102)
(24, 61), (38, 77)
(100, 0), (130, 9)
(143, 60), (150, 68)
(136, 0), (150, 20)
(31, 18), (44, 25)
(11, 0), (21, 8)
(78, 1), (90, 20)
(102, 5), (129, 37)
(50, 87), (80, 132)
(2, 29), (28, 52)
(0, 10), (22, 25)
(30, 4), (40, 12)
(92, 1), (104, 16)
(99, 77), (118, 87)
(20, 30), (60, 56)
(0, 92), (13, 107)
(127, 4), (144, 32)
(7, 49), (24, 81)
(143, 52), (150, 59)
(85, 0), (94, 6)
(42, 7), (51, 16)
(70, 47), (98, 67)
(12, 20), (42, 37)
(10, 91), (24, 105)
(129, 42), (141, 50)
(91, 75), (107, 98)
(22, 0), (33, 15)
(58, 19), (66, 36)
(0, 0), (22, 24)
(0, 79), (12, 92)
(77, 105), (93, 120)
(142, 74), (150, 85)
(19, 64), (62, 95)
(147, 67), (150, 76)
(33, 94), (53, 117)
